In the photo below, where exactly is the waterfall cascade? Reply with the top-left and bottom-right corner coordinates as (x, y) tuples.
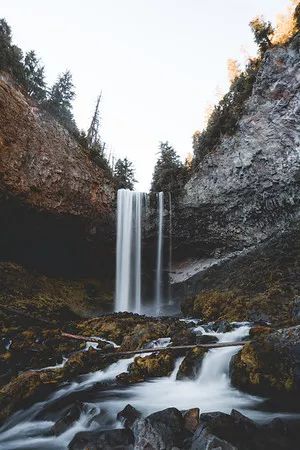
(155, 191), (164, 314)
(115, 189), (166, 314)
(115, 190), (143, 313)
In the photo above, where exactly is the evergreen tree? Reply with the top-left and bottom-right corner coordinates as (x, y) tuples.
(0, 18), (24, 84)
(46, 70), (77, 133)
(249, 17), (274, 55)
(151, 141), (189, 193)
(24, 50), (46, 101)
(114, 157), (136, 190)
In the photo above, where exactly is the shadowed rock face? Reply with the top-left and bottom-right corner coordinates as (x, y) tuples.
(175, 36), (300, 258)
(0, 74), (115, 276)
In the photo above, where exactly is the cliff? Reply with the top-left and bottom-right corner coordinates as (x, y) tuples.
(173, 34), (300, 314)
(0, 73), (115, 277)
(175, 35), (300, 256)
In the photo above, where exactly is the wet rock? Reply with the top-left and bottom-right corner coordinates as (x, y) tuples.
(68, 428), (134, 450)
(117, 404), (142, 428)
(292, 296), (300, 322)
(195, 334), (218, 345)
(117, 351), (175, 384)
(230, 326), (300, 396)
(212, 321), (234, 333)
(62, 348), (114, 378)
(176, 347), (207, 380)
(133, 407), (186, 450)
(183, 408), (200, 433)
(249, 325), (272, 339)
(50, 401), (88, 436)
(191, 424), (237, 450)
(76, 314), (192, 350)
(0, 368), (63, 424)
(197, 409), (300, 450)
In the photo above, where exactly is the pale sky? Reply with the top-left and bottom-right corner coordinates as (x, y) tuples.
(2, 0), (292, 190)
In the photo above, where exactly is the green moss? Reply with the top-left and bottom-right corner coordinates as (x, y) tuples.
(117, 351), (175, 384)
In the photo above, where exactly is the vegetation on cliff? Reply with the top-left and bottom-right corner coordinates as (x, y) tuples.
(192, 2), (300, 167)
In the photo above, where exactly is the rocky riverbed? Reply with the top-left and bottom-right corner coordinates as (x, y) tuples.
(1, 312), (300, 449)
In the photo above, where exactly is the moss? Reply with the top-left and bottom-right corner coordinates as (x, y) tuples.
(184, 284), (292, 324)
(230, 335), (297, 396)
(117, 351), (175, 384)
(0, 261), (114, 326)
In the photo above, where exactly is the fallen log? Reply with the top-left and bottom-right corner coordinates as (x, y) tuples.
(102, 341), (250, 358)
(61, 332), (107, 343)
(61, 332), (249, 357)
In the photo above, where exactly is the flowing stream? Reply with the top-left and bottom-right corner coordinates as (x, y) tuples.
(0, 322), (290, 450)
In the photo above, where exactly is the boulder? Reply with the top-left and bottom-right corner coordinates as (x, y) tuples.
(176, 347), (207, 380)
(192, 424), (237, 450)
(183, 408), (200, 433)
(68, 428), (134, 450)
(117, 351), (175, 384)
(50, 401), (87, 436)
(117, 404), (142, 428)
(195, 334), (218, 345)
(133, 407), (186, 450)
(230, 326), (300, 396)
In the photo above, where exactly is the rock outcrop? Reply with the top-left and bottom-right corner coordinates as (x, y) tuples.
(176, 36), (300, 256)
(172, 35), (300, 316)
(0, 73), (115, 276)
(230, 325), (300, 397)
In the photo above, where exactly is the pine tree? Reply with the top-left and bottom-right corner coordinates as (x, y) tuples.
(0, 18), (24, 84)
(24, 50), (46, 101)
(46, 71), (77, 133)
(249, 17), (274, 55)
(151, 141), (188, 193)
(114, 157), (136, 190)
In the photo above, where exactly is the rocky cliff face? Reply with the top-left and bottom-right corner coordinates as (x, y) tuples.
(175, 35), (300, 258)
(172, 35), (300, 312)
(0, 74), (115, 276)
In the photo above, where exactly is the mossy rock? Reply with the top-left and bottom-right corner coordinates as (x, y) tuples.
(182, 287), (292, 325)
(0, 369), (64, 424)
(176, 347), (207, 380)
(117, 351), (175, 384)
(230, 326), (300, 396)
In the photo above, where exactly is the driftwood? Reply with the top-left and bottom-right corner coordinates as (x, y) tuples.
(61, 332), (107, 343)
(102, 341), (250, 358)
(61, 331), (249, 357)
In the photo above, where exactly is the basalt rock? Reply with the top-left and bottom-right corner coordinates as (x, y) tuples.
(176, 347), (207, 380)
(175, 36), (300, 258)
(172, 36), (300, 319)
(230, 326), (300, 397)
(117, 404), (142, 429)
(68, 428), (134, 450)
(117, 351), (175, 384)
(0, 73), (115, 277)
(133, 407), (186, 450)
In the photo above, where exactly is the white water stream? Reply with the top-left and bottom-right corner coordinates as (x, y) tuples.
(155, 191), (164, 314)
(0, 322), (290, 450)
(115, 189), (166, 315)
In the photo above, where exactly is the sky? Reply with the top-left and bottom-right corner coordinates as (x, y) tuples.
(2, 0), (292, 190)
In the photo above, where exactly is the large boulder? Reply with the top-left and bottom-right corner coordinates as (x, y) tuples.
(176, 347), (207, 380)
(230, 326), (300, 396)
(133, 407), (186, 450)
(117, 351), (175, 384)
(68, 428), (134, 450)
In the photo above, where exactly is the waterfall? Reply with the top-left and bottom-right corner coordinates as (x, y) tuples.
(115, 189), (142, 313)
(168, 192), (172, 305)
(155, 192), (164, 314)
(115, 189), (166, 314)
